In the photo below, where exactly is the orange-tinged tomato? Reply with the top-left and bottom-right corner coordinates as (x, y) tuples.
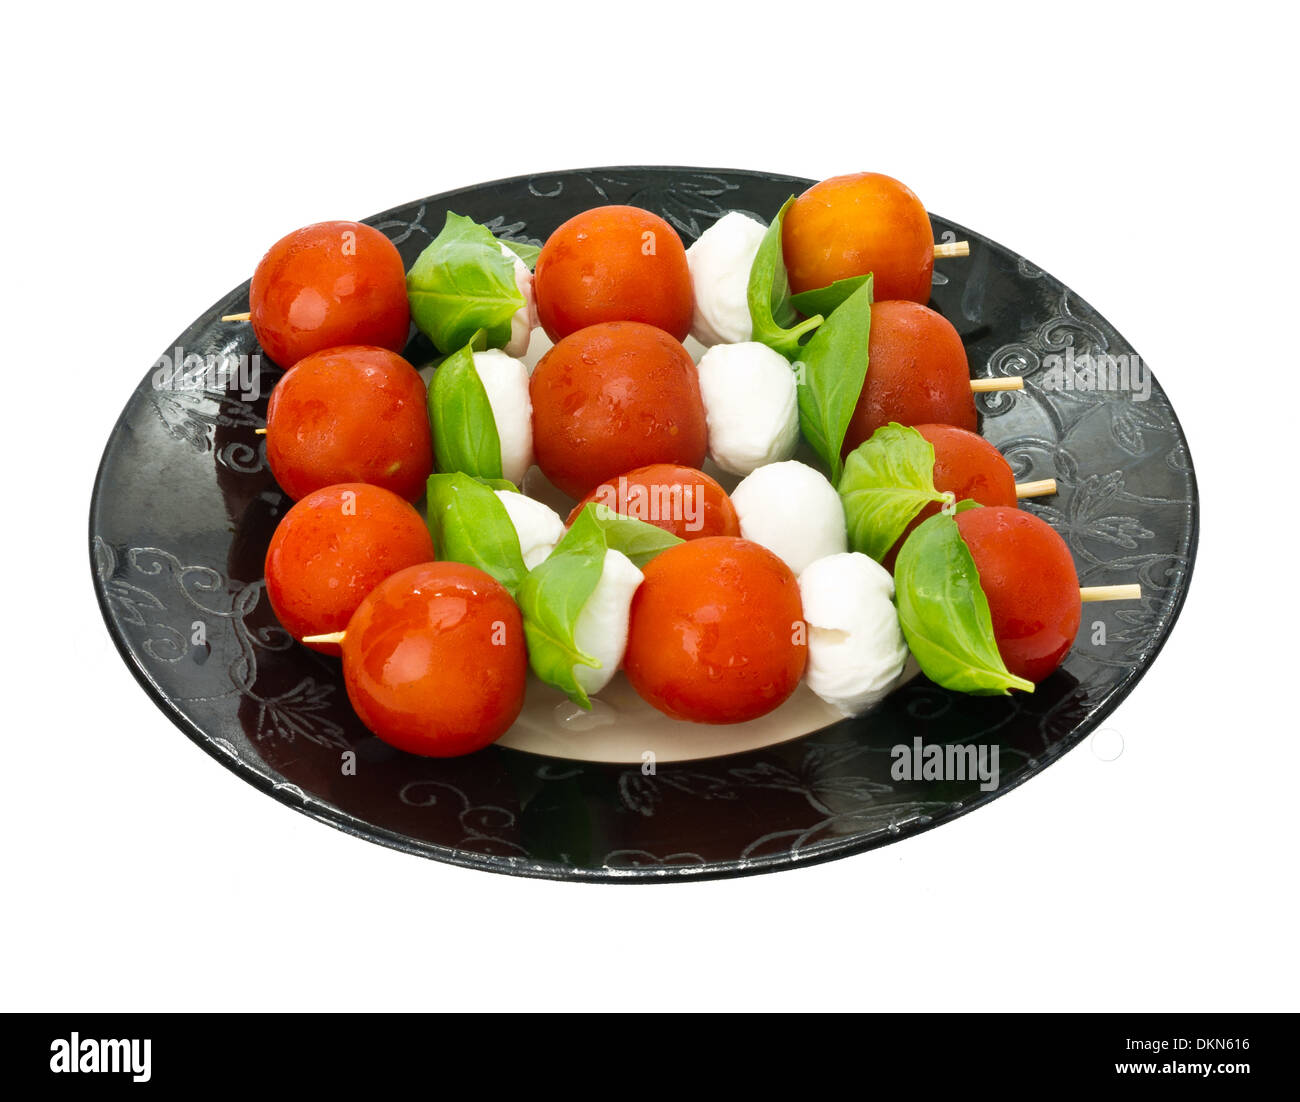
(567, 464), (740, 541)
(341, 562), (527, 757)
(882, 424), (1018, 570)
(782, 172), (934, 304)
(530, 322), (707, 499)
(265, 345), (433, 502)
(264, 483), (435, 656)
(534, 206), (694, 341)
(250, 220), (410, 367)
(842, 300), (977, 456)
(955, 506), (1081, 684)
(624, 538), (807, 724)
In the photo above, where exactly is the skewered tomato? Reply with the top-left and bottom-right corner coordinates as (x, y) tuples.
(264, 483), (435, 656)
(955, 506), (1081, 683)
(265, 345), (433, 502)
(341, 562), (527, 757)
(530, 322), (707, 499)
(841, 300), (977, 455)
(533, 206), (694, 341)
(782, 173), (934, 304)
(882, 424), (1018, 569)
(567, 464), (740, 541)
(624, 537), (807, 724)
(249, 220), (410, 367)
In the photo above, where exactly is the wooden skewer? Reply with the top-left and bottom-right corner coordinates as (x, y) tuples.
(1015, 479), (1057, 499)
(222, 311), (251, 322)
(302, 631), (347, 645)
(255, 427), (267, 435)
(971, 376), (1023, 393)
(934, 241), (970, 259)
(1079, 585), (1142, 603)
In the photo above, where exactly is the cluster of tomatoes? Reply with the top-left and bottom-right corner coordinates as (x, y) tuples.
(250, 171), (1084, 758)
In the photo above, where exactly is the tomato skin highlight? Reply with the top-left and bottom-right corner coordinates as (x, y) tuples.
(882, 424), (1018, 570)
(955, 506), (1081, 684)
(265, 345), (433, 502)
(341, 562), (527, 757)
(567, 463), (740, 541)
(782, 173), (934, 304)
(250, 220), (410, 367)
(842, 300), (977, 456)
(530, 322), (708, 500)
(534, 206), (694, 341)
(623, 537), (808, 724)
(264, 483), (435, 657)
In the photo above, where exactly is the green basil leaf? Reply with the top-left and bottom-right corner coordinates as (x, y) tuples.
(407, 212), (525, 354)
(475, 477), (519, 493)
(516, 506), (607, 708)
(789, 274), (870, 319)
(747, 197), (824, 359)
(894, 513), (1035, 695)
(839, 423), (946, 562)
(499, 238), (541, 269)
(583, 503), (683, 568)
(425, 472), (527, 593)
(427, 343), (503, 480)
(952, 498), (983, 514)
(796, 274), (873, 486)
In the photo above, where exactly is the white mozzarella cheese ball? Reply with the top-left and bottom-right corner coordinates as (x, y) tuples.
(500, 243), (538, 358)
(493, 490), (566, 570)
(696, 342), (800, 476)
(686, 211), (767, 346)
(730, 460), (847, 576)
(798, 553), (909, 716)
(471, 348), (533, 486)
(572, 549), (644, 697)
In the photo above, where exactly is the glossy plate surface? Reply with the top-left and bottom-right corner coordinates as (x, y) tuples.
(90, 166), (1197, 881)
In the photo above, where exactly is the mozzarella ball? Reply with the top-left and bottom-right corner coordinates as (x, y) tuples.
(572, 548), (644, 697)
(798, 553), (908, 716)
(494, 490), (565, 570)
(730, 460), (847, 576)
(696, 342), (800, 475)
(500, 243), (538, 358)
(471, 348), (534, 486)
(686, 211), (767, 346)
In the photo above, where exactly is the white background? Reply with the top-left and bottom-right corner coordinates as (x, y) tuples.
(2, 1), (1295, 1012)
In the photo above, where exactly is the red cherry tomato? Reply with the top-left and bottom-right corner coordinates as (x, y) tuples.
(882, 424), (1018, 570)
(341, 562), (527, 757)
(624, 537), (807, 724)
(265, 345), (433, 502)
(249, 220), (410, 367)
(842, 300), (977, 456)
(264, 483), (435, 656)
(567, 464), (740, 541)
(533, 206), (694, 342)
(782, 173), (934, 304)
(955, 506), (1081, 684)
(530, 322), (707, 499)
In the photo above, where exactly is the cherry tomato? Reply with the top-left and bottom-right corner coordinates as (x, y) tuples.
(624, 537), (807, 724)
(265, 345), (433, 502)
(530, 322), (707, 499)
(782, 172), (934, 303)
(567, 464), (740, 541)
(264, 483), (435, 656)
(533, 206), (694, 341)
(842, 300), (977, 456)
(955, 506), (1081, 684)
(882, 424), (1018, 570)
(249, 221), (410, 367)
(341, 562), (527, 757)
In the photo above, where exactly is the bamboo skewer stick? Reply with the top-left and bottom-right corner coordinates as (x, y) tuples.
(1015, 479), (1057, 499)
(302, 631), (347, 645)
(971, 376), (1023, 393)
(255, 427), (267, 435)
(221, 311), (251, 322)
(934, 241), (970, 258)
(1079, 585), (1143, 602)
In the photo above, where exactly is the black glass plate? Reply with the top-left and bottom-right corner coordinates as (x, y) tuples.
(89, 166), (1198, 882)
